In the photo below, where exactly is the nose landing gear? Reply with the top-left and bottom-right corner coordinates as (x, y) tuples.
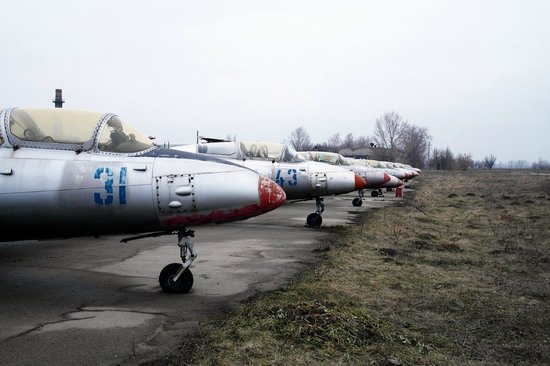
(159, 229), (197, 293)
(121, 228), (198, 293)
(306, 197), (324, 227)
(352, 189), (364, 207)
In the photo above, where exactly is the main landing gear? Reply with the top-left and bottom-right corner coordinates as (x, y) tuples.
(306, 197), (324, 227)
(121, 228), (197, 294)
(371, 188), (384, 197)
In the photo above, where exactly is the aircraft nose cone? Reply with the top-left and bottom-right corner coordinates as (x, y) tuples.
(354, 174), (367, 190)
(397, 179), (404, 186)
(258, 176), (286, 212)
(383, 172), (391, 183)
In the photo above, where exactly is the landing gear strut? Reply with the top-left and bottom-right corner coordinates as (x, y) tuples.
(352, 189), (364, 207)
(159, 229), (197, 293)
(306, 197), (324, 227)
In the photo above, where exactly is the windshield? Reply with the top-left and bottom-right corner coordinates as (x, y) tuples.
(9, 108), (101, 144)
(191, 140), (305, 162)
(307, 151), (350, 165)
(308, 151), (336, 164)
(98, 115), (155, 153)
(281, 144), (305, 163)
(239, 141), (285, 159)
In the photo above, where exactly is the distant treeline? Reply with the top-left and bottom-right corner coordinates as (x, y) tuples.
(287, 111), (539, 171)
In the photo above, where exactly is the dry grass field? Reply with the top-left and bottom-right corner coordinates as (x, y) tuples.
(164, 170), (550, 365)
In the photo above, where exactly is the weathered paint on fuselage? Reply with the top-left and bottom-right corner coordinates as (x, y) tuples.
(0, 108), (285, 242)
(299, 151), (396, 189)
(174, 144), (365, 201)
(0, 148), (284, 241)
(227, 159), (361, 200)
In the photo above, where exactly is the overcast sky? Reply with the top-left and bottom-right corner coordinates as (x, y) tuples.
(1, 0), (549, 163)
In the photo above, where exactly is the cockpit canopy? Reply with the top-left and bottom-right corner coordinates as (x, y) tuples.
(196, 140), (305, 163)
(300, 151), (352, 166)
(1, 108), (155, 154)
(97, 116), (155, 153)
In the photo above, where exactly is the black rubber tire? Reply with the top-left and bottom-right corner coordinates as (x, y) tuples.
(306, 213), (323, 227)
(371, 190), (379, 197)
(352, 198), (363, 207)
(159, 263), (193, 293)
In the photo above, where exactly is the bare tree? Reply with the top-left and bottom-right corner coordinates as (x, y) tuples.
(430, 147), (455, 170)
(456, 153), (474, 171)
(402, 125), (431, 168)
(429, 148), (442, 170)
(532, 158), (550, 171)
(288, 127), (312, 151)
(343, 133), (355, 149)
(373, 111), (408, 161)
(514, 160), (530, 169)
(503, 160), (530, 169)
(443, 148), (455, 170)
(354, 135), (371, 148)
(326, 133), (342, 152)
(483, 154), (497, 169)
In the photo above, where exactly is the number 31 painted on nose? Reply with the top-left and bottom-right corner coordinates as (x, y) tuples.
(94, 167), (127, 205)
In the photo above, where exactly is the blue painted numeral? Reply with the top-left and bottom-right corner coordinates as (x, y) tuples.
(119, 167), (127, 204)
(94, 167), (113, 205)
(275, 169), (298, 187)
(287, 168), (297, 186)
(275, 169), (285, 187)
(94, 167), (127, 205)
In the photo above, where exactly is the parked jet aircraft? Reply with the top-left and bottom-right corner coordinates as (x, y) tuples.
(363, 159), (419, 181)
(388, 161), (421, 177)
(0, 108), (286, 293)
(299, 151), (403, 205)
(174, 141), (366, 227)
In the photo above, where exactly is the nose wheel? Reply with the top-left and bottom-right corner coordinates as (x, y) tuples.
(159, 229), (197, 293)
(352, 189), (364, 206)
(159, 263), (194, 293)
(371, 189), (384, 197)
(306, 197), (324, 227)
(121, 229), (198, 294)
(306, 213), (323, 227)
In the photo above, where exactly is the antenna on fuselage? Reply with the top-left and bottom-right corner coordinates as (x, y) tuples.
(53, 89), (64, 108)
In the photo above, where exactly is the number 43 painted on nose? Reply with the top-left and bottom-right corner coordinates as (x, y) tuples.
(94, 167), (127, 205)
(275, 168), (298, 187)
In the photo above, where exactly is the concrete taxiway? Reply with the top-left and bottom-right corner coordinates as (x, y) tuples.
(0, 193), (400, 365)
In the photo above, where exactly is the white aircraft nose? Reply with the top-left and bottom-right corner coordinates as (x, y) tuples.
(314, 169), (364, 195)
(381, 175), (402, 188)
(362, 171), (389, 188)
(156, 162), (286, 228)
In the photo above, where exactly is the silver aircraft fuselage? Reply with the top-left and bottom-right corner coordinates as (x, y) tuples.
(0, 108), (285, 242)
(220, 158), (365, 200)
(175, 141), (366, 200)
(299, 151), (403, 189)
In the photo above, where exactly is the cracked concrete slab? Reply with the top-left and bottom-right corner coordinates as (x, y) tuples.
(0, 194), (399, 365)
